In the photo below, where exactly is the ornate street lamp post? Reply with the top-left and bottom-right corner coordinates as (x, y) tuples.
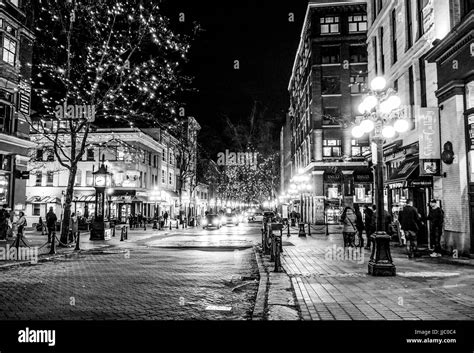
(289, 169), (312, 236)
(352, 76), (409, 276)
(90, 157), (113, 241)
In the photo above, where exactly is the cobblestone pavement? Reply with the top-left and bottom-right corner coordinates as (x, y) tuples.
(281, 231), (474, 321)
(0, 224), (262, 320)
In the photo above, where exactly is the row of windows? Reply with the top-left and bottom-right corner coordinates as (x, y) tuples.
(320, 14), (367, 35)
(35, 147), (177, 167)
(321, 75), (367, 95)
(321, 45), (367, 65)
(322, 139), (370, 158)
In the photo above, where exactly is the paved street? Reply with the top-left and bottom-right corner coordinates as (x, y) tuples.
(0, 223), (262, 320)
(280, 228), (474, 321)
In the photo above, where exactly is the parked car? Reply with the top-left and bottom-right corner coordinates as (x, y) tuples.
(202, 214), (222, 229)
(252, 212), (264, 222)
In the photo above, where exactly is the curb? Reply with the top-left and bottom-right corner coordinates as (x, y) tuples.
(252, 246), (268, 320)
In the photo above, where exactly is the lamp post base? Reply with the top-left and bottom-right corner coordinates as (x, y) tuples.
(368, 231), (396, 276)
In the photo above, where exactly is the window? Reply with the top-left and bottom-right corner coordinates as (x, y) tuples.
(153, 155), (157, 168)
(419, 58), (427, 107)
(391, 9), (398, 64)
(348, 15), (368, 32)
(321, 45), (340, 64)
(169, 172), (173, 185)
(75, 171), (82, 186)
(169, 151), (173, 165)
(350, 74), (367, 93)
(405, 0), (413, 49)
(0, 104), (12, 133)
(46, 172), (54, 186)
(161, 169), (165, 184)
(162, 150), (166, 162)
(322, 76), (340, 95)
(323, 107), (341, 125)
(351, 139), (370, 157)
(323, 139), (342, 157)
(372, 0), (377, 22)
(33, 204), (41, 216)
(379, 27), (385, 74)
(35, 172), (42, 186)
(87, 148), (94, 161)
(36, 149), (43, 161)
(2, 36), (16, 66)
(148, 152), (152, 166)
(409, 66), (415, 106)
(372, 37), (378, 74)
(46, 149), (54, 161)
(349, 45), (367, 63)
(320, 16), (339, 34)
(417, 0), (429, 38)
(86, 171), (93, 186)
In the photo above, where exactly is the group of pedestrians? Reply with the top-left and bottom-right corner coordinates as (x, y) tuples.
(339, 199), (444, 258)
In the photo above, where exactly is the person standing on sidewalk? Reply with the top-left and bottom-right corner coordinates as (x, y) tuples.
(340, 207), (357, 247)
(70, 212), (78, 243)
(46, 207), (57, 243)
(0, 204), (9, 240)
(354, 204), (365, 248)
(163, 211), (169, 225)
(427, 199), (444, 258)
(16, 211), (27, 238)
(363, 205), (374, 250)
(398, 200), (421, 258)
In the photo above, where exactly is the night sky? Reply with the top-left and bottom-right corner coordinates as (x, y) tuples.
(162, 0), (309, 154)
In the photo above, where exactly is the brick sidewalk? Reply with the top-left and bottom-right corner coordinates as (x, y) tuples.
(280, 231), (474, 321)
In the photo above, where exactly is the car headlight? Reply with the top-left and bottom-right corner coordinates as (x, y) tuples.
(212, 219), (218, 225)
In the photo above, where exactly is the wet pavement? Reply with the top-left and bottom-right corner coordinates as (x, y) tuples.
(0, 223), (262, 320)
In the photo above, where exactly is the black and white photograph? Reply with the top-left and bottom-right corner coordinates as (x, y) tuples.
(0, 0), (473, 352)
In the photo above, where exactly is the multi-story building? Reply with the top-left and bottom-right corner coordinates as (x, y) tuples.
(280, 113), (292, 218)
(286, 0), (370, 224)
(25, 127), (187, 225)
(0, 0), (35, 216)
(366, 0), (453, 248)
(426, 0), (474, 256)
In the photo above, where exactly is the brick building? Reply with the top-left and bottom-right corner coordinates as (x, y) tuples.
(0, 0), (35, 214)
(426, 0), (474, 256)
(284, 0), (371, 224)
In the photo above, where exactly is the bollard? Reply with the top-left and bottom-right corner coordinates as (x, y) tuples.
(74, 231), (80, 251)
(176, 220), (179, 229)
(153, 220), (158, 230)
(170, 221), (172, 230)
(144, 221), (146, 231)
(308, 223), (311, 236)
(125, 226), (128, 240)
(120, 227), (125, 241)
(298, 223), (306, 237)
(274, 234), (282, 272)
(269, 231), (275, 262)
(112, 227), (116, 237)
(287, 224), (290, 237)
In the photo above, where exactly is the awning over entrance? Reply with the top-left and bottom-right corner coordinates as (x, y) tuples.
(26, 196), (61, 204)
(386, 158), (433, 189)
(386, 158), (419, 184)
(73, 194), (96, 202)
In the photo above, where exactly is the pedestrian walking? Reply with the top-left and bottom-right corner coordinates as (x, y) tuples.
(398, 200), (421, 258)
(363, 205), (374, 250)
(427, 199), (444, 257)
(70, 212), (79, 243)
(353, 204), (365, 247)
(46, 207), (57, 243)
(0, 204), (10, 240)
(163, 211), (169, 225)
(16, 211), (27, 238)
(340, 207), (357, 247)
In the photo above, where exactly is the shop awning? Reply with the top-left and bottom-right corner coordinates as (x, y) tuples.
(111, 195), (133, 203)
(386, 157), (418, 184)
(26, 196), (61, 204)
(73, 194), (96, 202)
(131, 195), (148, 203)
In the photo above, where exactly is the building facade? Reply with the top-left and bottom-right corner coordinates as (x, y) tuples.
(0, 0), (35, 215)
(426, 0), (474, 256)
(25, 126), (208, 226)
(366, 0), (456, 249)
(285, 0), (371, 224)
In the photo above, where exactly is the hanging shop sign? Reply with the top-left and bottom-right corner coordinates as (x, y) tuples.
(323, 168), (342, 183)
(18, 81), (31, 115)
(420, 159), (441, 176)
(406, 177), (433, 188)
(467, 114), (474, 150)
(353, 168), (373, 183)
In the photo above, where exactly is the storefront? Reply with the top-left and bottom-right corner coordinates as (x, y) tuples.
(386, 156), (433, 246)
(323, 170), (343, 224)
(352, 167), (373, 206)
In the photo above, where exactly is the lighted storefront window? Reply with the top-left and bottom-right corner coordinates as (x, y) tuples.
(0, 174), (9, 205)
